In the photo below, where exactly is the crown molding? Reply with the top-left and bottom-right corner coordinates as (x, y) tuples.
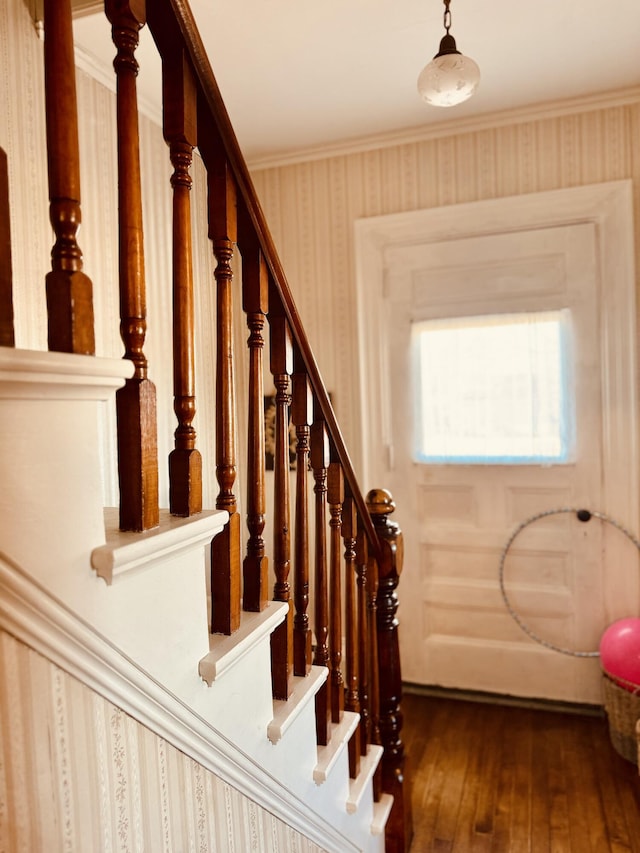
(247, 86), (640, 172)
(23, 0), (102, 23)
(73, 44), (163, 128)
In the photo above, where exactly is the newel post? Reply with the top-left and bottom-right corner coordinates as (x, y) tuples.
(367, 488), (412, 853)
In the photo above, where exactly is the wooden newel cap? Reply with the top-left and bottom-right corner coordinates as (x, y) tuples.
(366, 488), (395, 517)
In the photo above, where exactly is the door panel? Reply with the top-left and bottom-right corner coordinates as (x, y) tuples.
(383, 222), (636, 703)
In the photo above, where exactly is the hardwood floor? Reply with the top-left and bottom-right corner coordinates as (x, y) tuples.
(402, 690), (640, 852)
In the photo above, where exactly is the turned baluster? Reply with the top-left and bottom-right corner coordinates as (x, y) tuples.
(368, 553), (382, 802)
(163, 50), (202, 517)
(241, 243), (269, 612)
(367, 488), (412, 853)
(270, 313), (294, 699)
(204, 152), (241, 634)
(292, 369), (313, 676)
(327, 461), (344, 724)
(43, 0), (94, 355)
(106, 0), (159, 532)
(343, 494), (361, 778)
(311, 417), (331, 745)
(0, 148), (14, 347)
(356, 528), (371, 755)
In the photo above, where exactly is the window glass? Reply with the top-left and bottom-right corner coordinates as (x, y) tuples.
(412, 310), (573, 464)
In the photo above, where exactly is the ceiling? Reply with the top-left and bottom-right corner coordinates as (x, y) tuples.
(73, 0), (640, 166)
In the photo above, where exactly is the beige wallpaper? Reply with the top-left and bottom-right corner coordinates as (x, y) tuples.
(250, 101), (640, 487)
(0, 8), (320, 848)
(0, 629), (327, 853)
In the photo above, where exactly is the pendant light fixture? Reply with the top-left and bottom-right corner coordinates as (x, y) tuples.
(417, 0), (480, 107)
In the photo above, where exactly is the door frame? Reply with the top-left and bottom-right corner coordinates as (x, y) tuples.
(354, 180), (638, 624)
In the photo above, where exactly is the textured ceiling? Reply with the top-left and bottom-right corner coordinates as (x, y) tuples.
(73, 0), (640, 165)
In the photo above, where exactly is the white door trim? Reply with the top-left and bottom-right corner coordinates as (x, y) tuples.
(355, 181), (638, 550)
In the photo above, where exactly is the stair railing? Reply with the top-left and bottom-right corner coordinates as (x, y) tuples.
(26, 1), (412, 849)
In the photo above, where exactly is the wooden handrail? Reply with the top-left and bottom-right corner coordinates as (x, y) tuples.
(146, 0), (381, 563)
(0, 147), (14, 348)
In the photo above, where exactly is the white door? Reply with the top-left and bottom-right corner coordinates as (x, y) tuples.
(356, 184), (639, 704)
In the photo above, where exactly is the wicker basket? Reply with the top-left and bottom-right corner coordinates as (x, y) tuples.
(602, 671), (640, 764)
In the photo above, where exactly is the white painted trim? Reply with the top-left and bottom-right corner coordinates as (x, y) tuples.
(314, 711), (360, 784)
(91, 507), (229, 584)
(354, 181), (639, 521)
(248, 87), (640, 170)
(371, 794), (394, 836)
(0, 552), (360, 853)
(347, 745), (383, 814)
(74, 45), (163, 128)
(23, 0), (103, 21)
(268, 666), (328, 744)
(198, 601), (287, 685)
(0, 347), (133, 399)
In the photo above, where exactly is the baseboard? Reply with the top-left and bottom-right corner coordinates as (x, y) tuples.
(403, 682), (604, 717)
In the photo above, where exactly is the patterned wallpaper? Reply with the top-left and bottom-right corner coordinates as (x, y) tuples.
(3, 0), (639, 497)
(0, 629), (327, 853)
(250, 101), (640, 485)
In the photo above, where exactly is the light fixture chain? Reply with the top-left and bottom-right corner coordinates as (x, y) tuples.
(443, 0), (451, 34)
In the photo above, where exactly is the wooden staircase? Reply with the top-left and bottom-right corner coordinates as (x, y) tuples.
(0, 1), (411, 850)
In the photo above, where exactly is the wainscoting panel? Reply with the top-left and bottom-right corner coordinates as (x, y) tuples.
(0, 629), (326, 853)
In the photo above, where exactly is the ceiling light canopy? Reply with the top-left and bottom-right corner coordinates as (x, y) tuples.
(417, 0), (480, 108)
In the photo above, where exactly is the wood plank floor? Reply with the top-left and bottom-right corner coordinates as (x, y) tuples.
(402, 691), (640, 852)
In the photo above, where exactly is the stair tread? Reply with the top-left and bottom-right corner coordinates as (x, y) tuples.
(346, 744), (383, 814)
(268, 666), (328, 744)
(371, 793), (394, 836)
(199, 602), (288, 685)
(92, 508), (228, 584)
(314, 711), (359, 784)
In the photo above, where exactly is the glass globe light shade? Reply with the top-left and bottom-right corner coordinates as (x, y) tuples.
(417, 52), (480, 107)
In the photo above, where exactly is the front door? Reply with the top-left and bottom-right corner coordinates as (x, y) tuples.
(356, 184), (639, 704)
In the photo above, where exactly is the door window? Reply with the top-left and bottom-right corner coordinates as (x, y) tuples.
(412, 310), (574, 464)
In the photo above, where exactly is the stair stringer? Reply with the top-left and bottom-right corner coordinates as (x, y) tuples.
(0, 551), (359, 852)
(0, 347), (388, 852)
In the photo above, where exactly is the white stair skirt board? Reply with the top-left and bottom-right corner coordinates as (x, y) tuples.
(268, 666), (328, 744)
(0, 553), (361, 853)
(0, 349), (132, 599)
(314, 711), (360, 784)
(0, 348), (393, 852)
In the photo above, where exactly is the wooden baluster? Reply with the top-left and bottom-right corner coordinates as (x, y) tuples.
(207, 158), (241, 634)
(0, 148), (14, 347)
(367, 488), (412, 853)
(292, 370), (313, 676)
(43, 0), (95, 354)
(270, 314), (293, 699)
(343, 494), (361, 778)
(368, 553), (383, 802)
(311, 418), (331, 745)
(163, 51), (202, 517)
(356, 528), (370, 756)
(327, 461), (344, 724)
(241, 245), (269, 612)
(106, 0), (159, 532)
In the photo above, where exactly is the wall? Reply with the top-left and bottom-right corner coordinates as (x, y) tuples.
(0, 4), (315, 849)
(0, 0), (221, 512)
(250, 97), (640, 485)
(0, 629), (325, 852)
